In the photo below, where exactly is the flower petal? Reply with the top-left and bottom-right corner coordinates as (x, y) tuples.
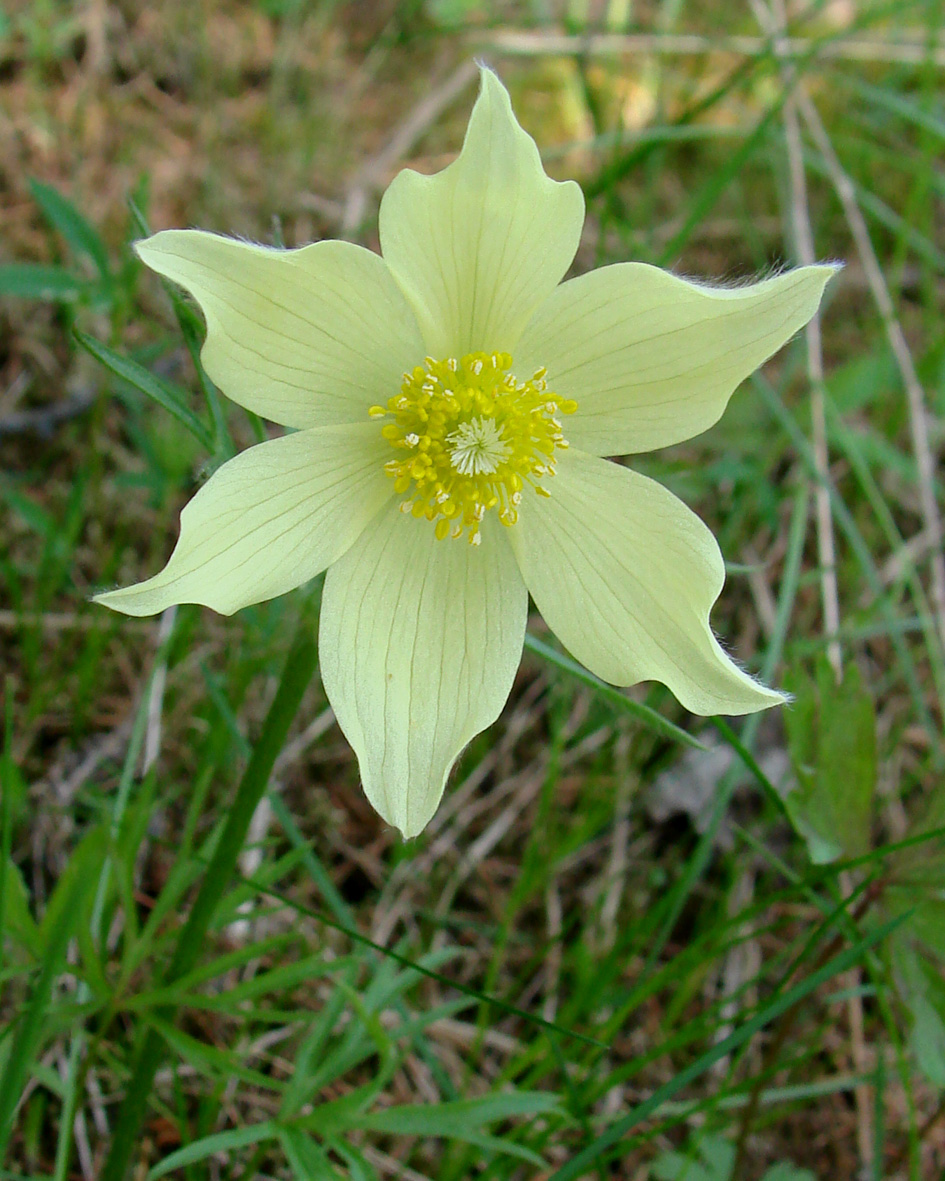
(516, 262), (838, 455)
(95, 424), (392, 617)
(378, 68), (585, 358)
(319, 504), (528, 838)
(508, 449), (784, 715)
(136, 231), (425, 429)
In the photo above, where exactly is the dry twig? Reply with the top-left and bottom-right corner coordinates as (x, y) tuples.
(341, 60), (479, 234)
(484, 27), (945, 68)
(749, 0), (874, 1170)
(797, 91), (945, 659)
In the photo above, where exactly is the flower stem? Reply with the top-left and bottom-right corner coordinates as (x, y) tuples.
(101, 621), (318, 1181)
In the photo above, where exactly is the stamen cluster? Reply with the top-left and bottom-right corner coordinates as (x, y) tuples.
(370, 351), (576, 545)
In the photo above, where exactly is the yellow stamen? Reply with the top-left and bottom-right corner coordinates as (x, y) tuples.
(372, 351), (576, 543)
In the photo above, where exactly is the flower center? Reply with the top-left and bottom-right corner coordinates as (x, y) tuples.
(370, 352), (576, 545)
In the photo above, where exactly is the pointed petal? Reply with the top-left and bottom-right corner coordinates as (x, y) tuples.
(95, 424), (392, 617)
(516, 262), (839, 455)
(319, 505), (527, 838)
(508, 449), (784, 715)
(136, 231), (425, 429)
(378, 68), (585, 358)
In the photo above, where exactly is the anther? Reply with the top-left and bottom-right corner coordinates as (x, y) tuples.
(374, 350), (575, 544)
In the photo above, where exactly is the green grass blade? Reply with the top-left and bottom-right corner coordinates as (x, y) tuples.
(357, 1091), (560, 1135)
(0, 686), (14, 984)
(100, 616), (318, 1181)
(146, 1121), (280, 1179)
(753, 371), (941, 754)
(28, 178), (112, 282)
(523, 634), (703, 749)
(279, 1128), (345, 1180)
(243, 876), (606, 1049)
(74, 329), (215, 451)
(547, 911), (908, 1179)
(128, 197), (235, 459)
(0, 826), (106, 1157)
(657, 97), (785, 264)
(0, 264), (88, 301)
(268, 792), (355, 928)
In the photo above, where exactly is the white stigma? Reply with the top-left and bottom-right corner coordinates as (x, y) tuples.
(446, 416), (511, 476)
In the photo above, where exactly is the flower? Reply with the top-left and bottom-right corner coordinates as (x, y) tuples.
(96, 69), (836, 838)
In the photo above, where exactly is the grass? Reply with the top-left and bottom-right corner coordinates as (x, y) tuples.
(2, 0), (945, 1178)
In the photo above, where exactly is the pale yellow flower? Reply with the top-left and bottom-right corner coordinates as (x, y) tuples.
(97, 70), (836, 837)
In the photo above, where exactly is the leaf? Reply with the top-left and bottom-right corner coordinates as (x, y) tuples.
(651, 1150), (712, 1181)
(28, 178), (111, 281)
(825, 347), (897, 414)
(356, 1090), (561, 1136)
(699, 1136), (735, 1178)
(909, 993), (945, 1088)
(893, 938), (945, 1088)
(128, 198), (235, 458)
(147, 1121), (280, 1179)
(0, 826), (106, 1156)
(37, 826), (107, 954)
(430, 1129), (546, 1165)
(74, 329), (215, 451)
(278, 1128), (345, 1180)
(1, 855), (41, 958)
(885, 888), (945, 963)
(148, 1016), (281, 1091)
(649, 1136), (815, 1181)
(650, 1133), (731, 1181)
(129, 948), (334, 1012)
(279, 989), (351, 1119)
(0, 263), (88, 301)
(762, 1165), (817, 1181)
(783, 657), (876, 864)
(329, 1140), (379, 1181)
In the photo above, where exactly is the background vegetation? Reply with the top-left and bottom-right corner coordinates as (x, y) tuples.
(2, 0), (944, 1177)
